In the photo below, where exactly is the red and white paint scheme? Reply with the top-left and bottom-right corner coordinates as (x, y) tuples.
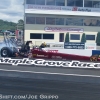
(31, 48), (100, 61)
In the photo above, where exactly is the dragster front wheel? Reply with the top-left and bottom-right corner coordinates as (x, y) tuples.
(90, 56), (97, 61)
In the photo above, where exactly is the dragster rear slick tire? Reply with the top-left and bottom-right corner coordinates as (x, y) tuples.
(1, 47), (15, 57)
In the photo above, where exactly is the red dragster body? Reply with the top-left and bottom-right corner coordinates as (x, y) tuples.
(31, 48), (100, 61)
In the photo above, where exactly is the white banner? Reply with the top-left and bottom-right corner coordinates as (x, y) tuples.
(62, 6), (100, 12)
(44, 27), (84, 32)
(78, 7), (100, 12)
(25, 4), (100, 12)
(25, 4), (61, 10)
(85, 43), (96, 50)
(46, 42), (64, 49)
(0, 58), (100, 68)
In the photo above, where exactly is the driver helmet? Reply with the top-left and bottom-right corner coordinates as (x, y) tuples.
(43, 42), (46, 46)
(29, 41), (33, 48)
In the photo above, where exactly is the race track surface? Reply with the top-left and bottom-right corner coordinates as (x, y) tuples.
(0, 64), (100, 76)
(0, 61), (100, 100)
(0, 76), (100, 100)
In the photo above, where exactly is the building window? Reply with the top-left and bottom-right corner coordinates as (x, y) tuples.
(66, 18), (83, 26)
(43, 34), (54, 39)
(26, 0), (35, 4)
(86, 35), (95, 40)
(93, 1), (100, 8)
(70, 34), (80, 40)
(46, 17), (55, 25)
(67, 0), (83, 7)
(84, 0), (92, 7)
(26, 17), (35, 24)
(35, 0), (45, 5)
(55, 18), (64, 25)
(55, 0), (65, 6)
(75, 0), (83, 7)
(59, 33), (64, 42)
(84, 0), (100, 8)
(30, 33), (42, 39)
(25, 16), (100, 26)
(36, 17), (45, 24)
(46, 0), (56, 5)
(67, 0), (74, 6)
(83, 19), (100, 26)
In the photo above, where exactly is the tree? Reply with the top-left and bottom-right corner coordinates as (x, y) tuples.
(0, 19), (17, 30)
(65, 32), (69, 42)
(17, 19), (24, 30)
(81, 33), (86, 43)
(96, 32), (100, 46)
(18, 19), (24, 24)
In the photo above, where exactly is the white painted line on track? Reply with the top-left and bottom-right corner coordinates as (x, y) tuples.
(0, 68), (99, 78)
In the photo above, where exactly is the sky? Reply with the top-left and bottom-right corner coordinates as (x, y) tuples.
(0, 0), (24, 23)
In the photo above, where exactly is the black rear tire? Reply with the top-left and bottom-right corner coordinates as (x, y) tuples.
(1, 47), (12, 57)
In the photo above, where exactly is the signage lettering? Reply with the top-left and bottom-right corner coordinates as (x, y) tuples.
(85, 43), (96, 50)
(64, 42), (85, 49)
(78, 8), (91, 12)
(45, 27), (84, 32)
(86, 47), (94, 49)
(72, 7), (77, 11)
(26, 4), (100, 12)
(27, 5), (61, 10)
(0, 58), (100, 69)
(47, 50), (58, 53)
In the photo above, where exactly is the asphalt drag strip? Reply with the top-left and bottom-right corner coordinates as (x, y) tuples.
(0, 64), (100, 84)
(0, 76), (100, 100)
(0, 63), (100, 100)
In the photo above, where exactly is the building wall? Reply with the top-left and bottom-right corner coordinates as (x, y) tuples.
(24, 0), (100, 45)
(25, 0), (100, 8)
(25, 24), (99, 45)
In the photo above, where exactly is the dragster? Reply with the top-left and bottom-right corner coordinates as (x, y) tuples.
(31, 47), (100, 61)
(0, 32), (100, 61)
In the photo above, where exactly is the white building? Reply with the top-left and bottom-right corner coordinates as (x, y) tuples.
(24, 0), (100, 45)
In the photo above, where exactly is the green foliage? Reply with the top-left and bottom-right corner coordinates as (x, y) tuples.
(0, 19), (17, 30)
(96, 32), (100, 45)
(65, 32), (69, 42)
(18, 19), (24, 24)
(17, 19), (24, 30)
(81, 33), (86, 43)
(0, 19), (24, 30)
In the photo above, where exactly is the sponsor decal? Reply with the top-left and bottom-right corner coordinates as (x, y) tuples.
(25, 4), (100, 13)
(64, 42), (85, 49)
(85, 43), (96, 50)
(78, 8), (91, 12)
(0, 58), (100, 69)
(44, 27), (84, 32)
(26, 4), (61, 10)
(46, 43), (64, 49)
(61, 6), (72, 11)
(47, 50), (58, 53)
(72, 7), (77, 11)
(52, 44), (64, 47)
(86, 47), (95, 49)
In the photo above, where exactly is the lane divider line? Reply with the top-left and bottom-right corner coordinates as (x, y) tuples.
(0, 68), (99, 78)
